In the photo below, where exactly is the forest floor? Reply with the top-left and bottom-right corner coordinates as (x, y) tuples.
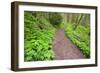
(53, 29), (85, 60)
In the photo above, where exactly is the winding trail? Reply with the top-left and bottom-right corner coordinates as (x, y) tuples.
(53, 29), (85, 60)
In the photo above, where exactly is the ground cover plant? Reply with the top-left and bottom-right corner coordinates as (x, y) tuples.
(24, 11), (90, 61)
(60, 13), (90, 58)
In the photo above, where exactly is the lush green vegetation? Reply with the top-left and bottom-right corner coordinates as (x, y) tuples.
(60, 13), (90, 58)
(49, 13), (62, 27)
(61, 23), (90, 58)
(24, 11), (90, 61)
(24, 12), (56, 61)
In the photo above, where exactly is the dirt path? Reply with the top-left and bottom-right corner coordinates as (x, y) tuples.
(53, 29), (85, 60)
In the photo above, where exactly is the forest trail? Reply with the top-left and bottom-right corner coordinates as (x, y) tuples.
(53, 29), (85, 60)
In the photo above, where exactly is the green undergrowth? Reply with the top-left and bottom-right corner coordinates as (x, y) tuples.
(60, 23), (90, 58)
(24, 11), (90, 61)
(24, 12), (56, 61)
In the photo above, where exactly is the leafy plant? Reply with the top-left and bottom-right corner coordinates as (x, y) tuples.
(24, 11), (56, 61)
(24, 11), (90, 61)
(63, 23), (90, 58)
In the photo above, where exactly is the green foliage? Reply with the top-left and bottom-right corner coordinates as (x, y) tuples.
(49, 13), (62, 27)
(63, 23), (90, 58)
(24, 11), (90, 61)
(24, 11), (55, 61)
